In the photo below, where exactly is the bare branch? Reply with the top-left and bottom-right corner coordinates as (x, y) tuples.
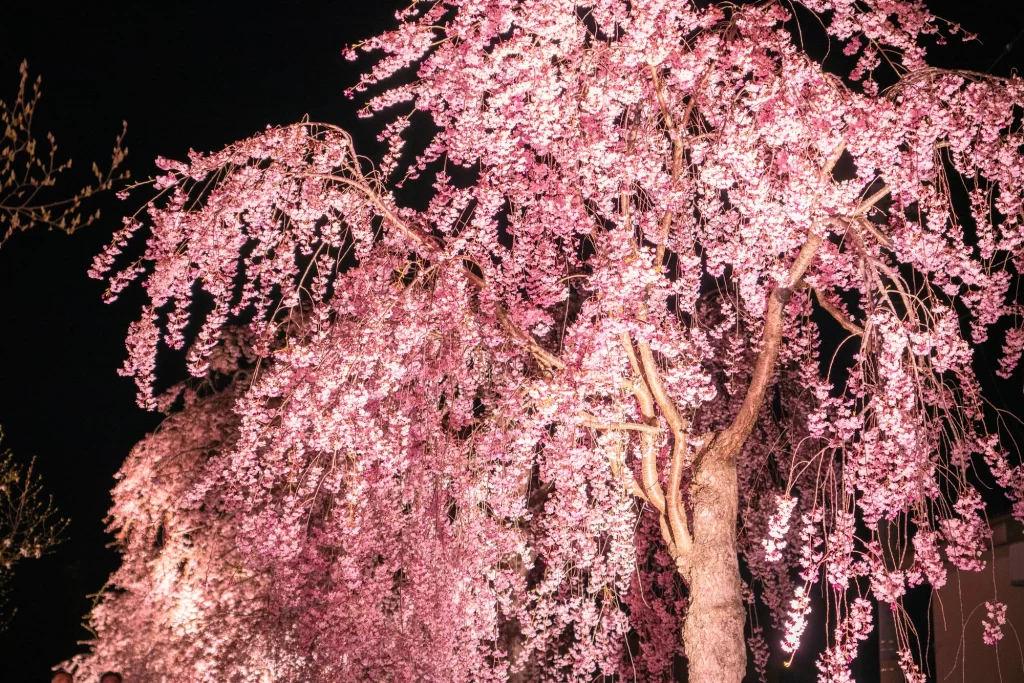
(812, 287), (864, 336)
(580, 413), (663, 435)
(0, 63), (128, 246)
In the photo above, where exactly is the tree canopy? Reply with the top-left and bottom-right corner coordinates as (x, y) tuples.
(77, 1), (1024, 681)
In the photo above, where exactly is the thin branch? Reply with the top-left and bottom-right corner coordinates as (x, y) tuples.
(580, 413), (663, 435)
(495, 307), (567, 370)
(812, 287), (864, 336)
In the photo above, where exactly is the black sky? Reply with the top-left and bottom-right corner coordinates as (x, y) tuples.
(0, 2), (1020, 682)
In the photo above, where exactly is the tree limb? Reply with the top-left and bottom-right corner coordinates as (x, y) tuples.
(710, 141), (846, 461)
(854, 184), (890, 216)
(619, 334), (668, 516)
(580, 413), (663, 435)
(857, 216), (894, 249)
(637, 340), (693, 557)
(812, 287), (864, 336)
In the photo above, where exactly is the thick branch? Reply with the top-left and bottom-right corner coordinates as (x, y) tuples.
(714, 231), (823, 458)
(637, 341), (693, 557)
(619, 334), (667, 516)
(660, 515), (683, 572)
(709, 141), (845, 460)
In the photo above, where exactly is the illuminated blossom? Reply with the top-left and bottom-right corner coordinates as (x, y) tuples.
(78, 1), (1024, 681)
(763, 494), (798, 562)
(983, 601), (1008, 645)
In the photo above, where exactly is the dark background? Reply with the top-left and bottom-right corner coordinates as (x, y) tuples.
(0, 2), (1020, 682)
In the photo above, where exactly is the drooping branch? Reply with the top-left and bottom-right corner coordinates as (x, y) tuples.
(295, 124), (568, 373)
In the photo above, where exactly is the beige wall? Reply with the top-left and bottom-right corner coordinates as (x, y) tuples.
(933, 518), (1024, 682)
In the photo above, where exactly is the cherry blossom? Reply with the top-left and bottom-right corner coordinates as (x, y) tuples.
(983, 601), (1008, 645)
(79, 1), (1024, 681)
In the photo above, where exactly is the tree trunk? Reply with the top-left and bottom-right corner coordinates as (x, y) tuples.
(502, 614), (535, 683)
(505, 469), (537, 683)
(682, 454), (746, 683)
(676, 219), (832, 681)
(628, 216), (832, 681)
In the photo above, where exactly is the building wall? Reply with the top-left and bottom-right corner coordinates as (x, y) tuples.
(933, 517), (1024, 682)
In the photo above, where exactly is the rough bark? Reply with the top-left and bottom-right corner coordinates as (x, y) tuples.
(679, 216), (830, 681)
(606, 144), (842, 681)
(502, 613), (536, 683)
(504, 473), (538, 683)
(678, 285), (797, 683)
(683, 454), (747, 683)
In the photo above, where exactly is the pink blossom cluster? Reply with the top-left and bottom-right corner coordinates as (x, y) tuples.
(781, 585), (813, 655)
(940, 489), (990, 572)
(762, 494), (797, 563)
(907, 530), (946, 590)
(983, 601), (1008, 645)
(815, 598), (873, 683)
(898, 648), (927, 683)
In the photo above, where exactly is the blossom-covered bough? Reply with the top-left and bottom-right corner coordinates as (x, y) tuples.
(79, 1), (1024, 681)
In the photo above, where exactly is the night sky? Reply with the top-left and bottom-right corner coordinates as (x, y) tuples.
(0, 2), (1020, 682)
